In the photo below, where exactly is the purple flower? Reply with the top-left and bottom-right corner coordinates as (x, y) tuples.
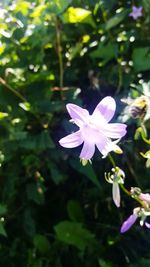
(59, 97), (127, 160)
(129, 6), (143, 20)
(121, 207), (150, 233)
(120, 214), (138, 233)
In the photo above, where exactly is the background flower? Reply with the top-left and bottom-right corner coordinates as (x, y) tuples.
(129, 6), (143, 20)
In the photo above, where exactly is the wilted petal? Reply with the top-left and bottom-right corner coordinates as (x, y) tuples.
(120, 214), (138, 233)
(59, 130), (83, 148)
(92, 96), (116, 122)
(103, 123), (127, 139)
(112, 182), (120, 208)
(66, 104), (89, 126)
(80, 142), (95, 160)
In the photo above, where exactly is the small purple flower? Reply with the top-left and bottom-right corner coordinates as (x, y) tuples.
(59, 97), (127, 160)
(121, 207), (150, 233)
(129, 6), (143, 20)
(120, 213), (138, 233)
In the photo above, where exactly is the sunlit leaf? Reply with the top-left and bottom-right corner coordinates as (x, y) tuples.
(0, 112), (8, 119)
(63, 7), (95, 27)
(19, 102), (31, 111)
(30, 4), (46, 18)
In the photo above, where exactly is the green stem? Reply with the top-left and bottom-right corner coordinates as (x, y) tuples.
(0, 77), (26, 102)
(108, 153), (116, 168)
(99, 3), (121, 92)
(55, 17), (65, 100)
(0, 77), (44, 127)
(120, 184), (131, 196)
(108, 153), (131, 196)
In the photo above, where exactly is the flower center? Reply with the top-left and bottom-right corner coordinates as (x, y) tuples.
(80, 121), (103, 143)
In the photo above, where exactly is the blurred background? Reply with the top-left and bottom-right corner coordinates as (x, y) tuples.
(0, 0), (150, 266)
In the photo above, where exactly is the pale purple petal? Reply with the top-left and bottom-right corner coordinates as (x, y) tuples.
(80, 142), (95, 160)
(103, 123), (127, 139)
(92, 96), (116, 122)
(96, 136), (118, 157)
(145, 222), (150, 229)
(139, 193), (150, 204)
(96, 136), (111, 157)
(66, 104), (89, 126)
(120, 214), (138, 233)
(59, 130), (83, 148)
(112, 182), (120, 208)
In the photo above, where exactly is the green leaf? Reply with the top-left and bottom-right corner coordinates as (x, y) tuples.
(0, 222), (7, 237)
(48, 0), (72, 15)
(33, 234), (50, 254)
(0, 204), (7, 216)
(105, 10), (127, 30)
(129, 258), (150, 267)
(54, 221), (96, 250)
(132, 47), (150, 72)
(26, 183), (45, 205)
(90, 42), (118, 64)
(50, 164), (65, 184)
(142, 0), (150, 11)
(21, 130), (55, 151)
(67, 200), (84, 222)
(70, 159), (101, 188)
(98, 259), (112, 267)
(23, 209), (36, 237)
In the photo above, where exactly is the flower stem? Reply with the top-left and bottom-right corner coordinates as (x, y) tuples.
(108, 153), (150, 210)
(0, 77), (44, 127)
(108, 154), (131, 196)
(108, 153), (116, 168)
(120, 184), (131, 196)
(0, 77), (26, 102)
(55, 17), (65, 100)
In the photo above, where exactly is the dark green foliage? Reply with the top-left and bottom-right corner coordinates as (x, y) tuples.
(0, 0), (149, 266)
